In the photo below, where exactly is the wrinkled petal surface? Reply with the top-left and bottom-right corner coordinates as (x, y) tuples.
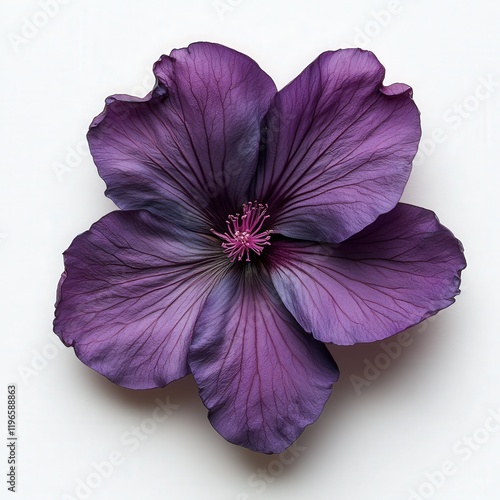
(188, 267), (339, 453)
(252, 49), (421, 243)
(54, 210), (227, 389)
(88, 42), (277, 231)
(268, 204), (466, 345)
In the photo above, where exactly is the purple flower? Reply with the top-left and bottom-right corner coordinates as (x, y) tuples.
(54, 43), (466, 454)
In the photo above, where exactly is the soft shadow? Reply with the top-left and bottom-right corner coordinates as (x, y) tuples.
(84, 367), (277, 469)
(85, 369), (200, 412)
(219, 317), (447, 471)
(294, 315), (448, 454)
(78, 315), (447, 472)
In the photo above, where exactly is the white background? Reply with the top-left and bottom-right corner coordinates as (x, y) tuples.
(1, 1), (499, 499)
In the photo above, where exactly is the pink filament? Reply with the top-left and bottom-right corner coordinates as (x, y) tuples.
(211, 202), (273, 262)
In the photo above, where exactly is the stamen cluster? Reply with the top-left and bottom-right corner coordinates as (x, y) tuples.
(211, 202), (273, 262)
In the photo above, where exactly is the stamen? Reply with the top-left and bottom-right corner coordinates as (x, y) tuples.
(211, 202), (273, 262)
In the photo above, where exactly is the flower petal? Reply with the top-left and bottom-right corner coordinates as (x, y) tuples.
(253, 49), (421, 243)
(188, 267), (339, 454)
(268, 204), (466, 345)
(88, 42), (277, 231)
(54, 210), (227, 389)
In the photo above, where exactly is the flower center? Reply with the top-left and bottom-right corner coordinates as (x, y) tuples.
(211, 202), (273, 262)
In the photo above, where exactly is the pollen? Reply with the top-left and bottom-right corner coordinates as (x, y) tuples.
(211, 202), (273, 262)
